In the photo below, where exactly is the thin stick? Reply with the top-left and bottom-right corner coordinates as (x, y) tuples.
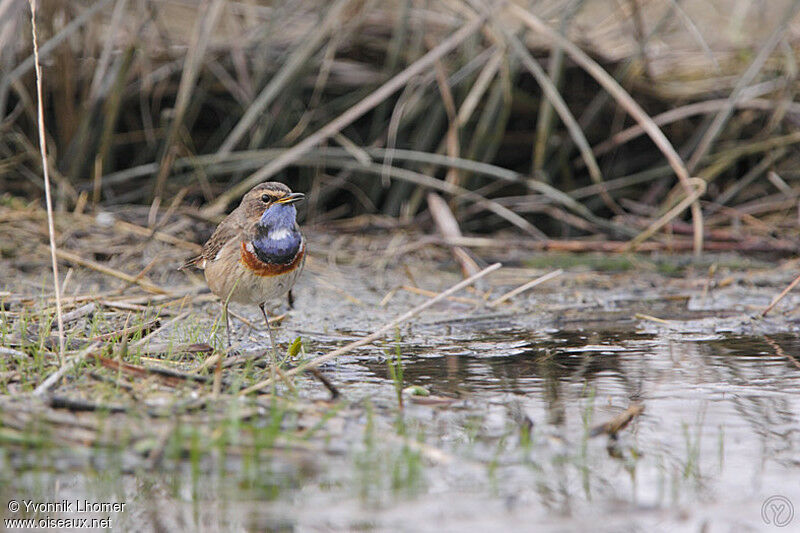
(427, 192), (481, 278)
(240, 262), (502, 395)
(29, 0), (65, 366)
(761, 273), (800, 317)
(401, 285), (480, 305)
(132, 310), (191, 347)
(634, 313), (674, 325)
(197, 352), (222, 373)
(90, 318), (159, 341)
(0, 347), (28, 358)
(488, 269), (563, 307)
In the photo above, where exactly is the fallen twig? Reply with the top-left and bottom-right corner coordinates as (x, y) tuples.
(59, 302), (96, 325)
(401, 285), (480, 305)
(488, 269), (563, 307)
(132, 310), (191, 347)
(761, 273), (800, 317)
(634, 313), (675, 325)
(625, 178), (707, 252)
(0, 346), (28, 358)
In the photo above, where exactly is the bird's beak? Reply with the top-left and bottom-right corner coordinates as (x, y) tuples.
(277, 192), (305, 205)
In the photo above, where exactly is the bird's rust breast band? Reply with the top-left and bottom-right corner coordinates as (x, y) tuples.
(239, 241), (304, 277)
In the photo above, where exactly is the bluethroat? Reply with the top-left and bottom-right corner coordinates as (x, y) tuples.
(182, 182), (306, 355)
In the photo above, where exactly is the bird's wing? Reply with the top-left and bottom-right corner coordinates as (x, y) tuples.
(179, 211), (246, 270)
(203, 220), (240, 262)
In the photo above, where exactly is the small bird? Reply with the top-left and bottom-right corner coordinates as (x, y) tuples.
(181, 182), (306, 355)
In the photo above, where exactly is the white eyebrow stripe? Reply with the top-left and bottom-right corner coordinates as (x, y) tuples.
(270, 228), (292, 240)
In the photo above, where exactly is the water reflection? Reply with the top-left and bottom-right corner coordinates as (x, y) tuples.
(360, 327), (800, 527)
(4, 328), (800, 531)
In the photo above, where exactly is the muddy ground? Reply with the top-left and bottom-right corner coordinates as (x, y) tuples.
(1, 203), (800, 531)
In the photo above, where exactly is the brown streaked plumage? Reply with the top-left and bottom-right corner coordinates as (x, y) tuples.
(181, 182), (305, 353)
(182, 182), (297, 270)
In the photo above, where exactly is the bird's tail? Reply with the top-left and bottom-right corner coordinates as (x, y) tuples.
(178, 255), (204, 271)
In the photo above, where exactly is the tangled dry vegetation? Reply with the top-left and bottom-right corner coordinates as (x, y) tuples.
(1, 0), (799, 250)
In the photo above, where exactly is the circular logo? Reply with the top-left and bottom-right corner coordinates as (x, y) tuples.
(762, 495), (794, 527)
(7, 500), (19, 513)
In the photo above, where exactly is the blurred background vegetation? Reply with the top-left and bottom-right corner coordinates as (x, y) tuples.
(2, 0), (800, 247)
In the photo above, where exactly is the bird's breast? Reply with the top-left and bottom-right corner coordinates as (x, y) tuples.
(240, 240), (305, 277)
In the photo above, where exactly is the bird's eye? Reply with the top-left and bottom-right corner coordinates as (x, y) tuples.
(261, 194), (271, 203)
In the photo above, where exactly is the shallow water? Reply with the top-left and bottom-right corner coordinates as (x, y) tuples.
(3, 260), (800, 532)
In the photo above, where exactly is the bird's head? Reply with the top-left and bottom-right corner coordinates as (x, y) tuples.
(241, 182), (305, 229)
(240, 182), (305, 265)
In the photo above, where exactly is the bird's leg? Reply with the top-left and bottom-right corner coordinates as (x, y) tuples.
(259, 303), (279, 382)
(213, 302), (231, 397)
(223, 302), (232, 352)
(287, 290), (295, 309)
(258, 303), (279, 355)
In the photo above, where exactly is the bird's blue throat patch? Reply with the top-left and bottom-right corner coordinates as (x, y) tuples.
(251, 203), (302, 265)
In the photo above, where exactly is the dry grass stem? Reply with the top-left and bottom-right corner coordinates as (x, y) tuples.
(28, 0), (65, 366)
